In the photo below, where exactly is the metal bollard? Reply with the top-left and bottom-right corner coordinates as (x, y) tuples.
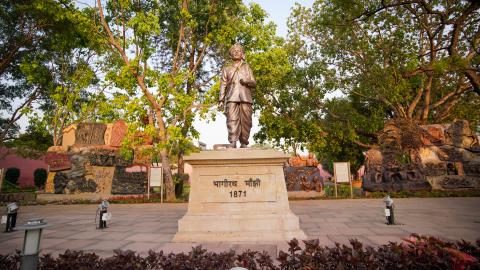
(4, 202), (19, 232)
(383, 195), (395, 225)
(96, 200), (110, 229)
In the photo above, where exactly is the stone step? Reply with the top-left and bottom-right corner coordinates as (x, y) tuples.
(178, 213), (302, 232)
(173, 229), (306, 242)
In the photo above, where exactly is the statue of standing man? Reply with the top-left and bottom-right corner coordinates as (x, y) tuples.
(219, 44), (256, 148)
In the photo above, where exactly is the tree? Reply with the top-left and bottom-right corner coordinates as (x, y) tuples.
(94, 0), (280, 200)
(0, 0), (95, 145)
(4, 119), (53, 159)
(257, 0), (480, 170)
(34, 44), (107, 146)
(291, 0), (480, 121)
(253, 50), (327, 154)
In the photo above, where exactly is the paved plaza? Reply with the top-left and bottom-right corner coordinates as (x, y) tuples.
(1, 197), (479, 257)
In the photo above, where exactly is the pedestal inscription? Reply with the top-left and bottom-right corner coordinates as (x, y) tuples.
(173, 149), (306, 243)
(200, 174), (276, 202)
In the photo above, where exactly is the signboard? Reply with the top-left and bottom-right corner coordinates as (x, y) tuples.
(334, 162), (351, 183)
(150, 167), (163, 187)
(45, 152), (71, 171)
(333, 162), (352, 198)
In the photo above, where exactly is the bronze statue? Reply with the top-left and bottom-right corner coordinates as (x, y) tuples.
(219, 44), (256, 148)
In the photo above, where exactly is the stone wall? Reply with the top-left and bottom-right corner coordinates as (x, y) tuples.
(45, 121), (152, 195)
(363, 119), (480, 192)
(111, 167), (147, 194)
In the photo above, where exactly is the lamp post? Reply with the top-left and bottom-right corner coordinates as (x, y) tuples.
(16, 218), (51, 270)
(4, 202), (19, 232)
(383, 195), (395, 225)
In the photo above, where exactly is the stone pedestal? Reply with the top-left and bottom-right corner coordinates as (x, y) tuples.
(173, 149), (306, 242)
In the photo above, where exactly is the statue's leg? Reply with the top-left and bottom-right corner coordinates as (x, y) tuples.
(226, 102), (240, 144)
(239, 103), (253, 146)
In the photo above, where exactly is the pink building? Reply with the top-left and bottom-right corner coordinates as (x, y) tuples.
(0, 148), (48, 187)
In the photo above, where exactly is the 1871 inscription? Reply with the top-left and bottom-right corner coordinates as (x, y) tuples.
(199, 174), (276, 202)
(213, 178), (262, 198)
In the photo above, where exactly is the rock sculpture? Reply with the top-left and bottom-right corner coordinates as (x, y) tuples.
(363, 119), (480, 192)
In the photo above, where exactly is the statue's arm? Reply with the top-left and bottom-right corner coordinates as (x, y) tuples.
(244, 64), (256, 88)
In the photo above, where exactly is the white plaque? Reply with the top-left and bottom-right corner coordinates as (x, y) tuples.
(334, 162), (351, 183)
(150, 167), (163, 187)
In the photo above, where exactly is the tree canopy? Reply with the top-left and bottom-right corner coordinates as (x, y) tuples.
(255, 0), (480, 171)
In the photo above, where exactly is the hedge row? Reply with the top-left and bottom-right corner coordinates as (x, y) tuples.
(1, 234), (479, 269)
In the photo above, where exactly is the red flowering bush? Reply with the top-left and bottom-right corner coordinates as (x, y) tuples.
(0, 234), (478, 269)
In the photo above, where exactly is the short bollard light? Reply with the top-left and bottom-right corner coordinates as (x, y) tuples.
(16, 218), (51, 270)
(96, 199), (111, 229)
(383, 195), (395, 225)
(3, 202), (19, 232)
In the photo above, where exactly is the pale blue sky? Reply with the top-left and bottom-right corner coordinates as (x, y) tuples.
(245, 0), (315, 37)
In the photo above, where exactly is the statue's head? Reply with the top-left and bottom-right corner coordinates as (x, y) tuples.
(229, 44), (244, 61)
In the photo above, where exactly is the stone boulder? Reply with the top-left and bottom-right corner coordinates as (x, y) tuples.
(445, 120), (479, 148)
(88, 147), (132, 167)
(420, 124), (445, 146)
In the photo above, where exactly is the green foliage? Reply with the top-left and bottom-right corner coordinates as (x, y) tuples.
(95, 0), (283, 199)
(34, 168), (48, 189)
(4, 167), (20, 185)
(4, 119), (53, 159)
(0, 0), (103, 144)
(256, 0), (479, 171)
(0, 182), (37, 194)
(323, 185), (362, 198)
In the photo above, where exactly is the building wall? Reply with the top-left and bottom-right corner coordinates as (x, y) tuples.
(0, 148), (48, 187)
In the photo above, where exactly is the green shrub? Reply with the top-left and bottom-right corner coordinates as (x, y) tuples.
(4, 167), (20, 185)
(324, 185), (361, 198)
(34, 168), (48, 189)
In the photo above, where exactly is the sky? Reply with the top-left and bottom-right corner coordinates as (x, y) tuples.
(194, 0), (315, 149)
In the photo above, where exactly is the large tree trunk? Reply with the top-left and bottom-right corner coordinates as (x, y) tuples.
(160, 149), (176, 201)
(177, 150), (185, 174)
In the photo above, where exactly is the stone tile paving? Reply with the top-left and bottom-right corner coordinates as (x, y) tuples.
(0, 197), (478, 257)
